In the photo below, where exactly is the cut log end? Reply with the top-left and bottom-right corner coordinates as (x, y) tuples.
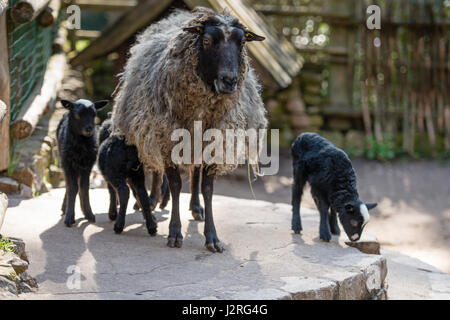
(10, 2), (35, 24)
(38, 7), (55, 27)
(10, 121), (33, 141)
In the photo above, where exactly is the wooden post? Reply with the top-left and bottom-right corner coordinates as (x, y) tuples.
(0, 7), (10, 172)
(38, 0), (60, 28)
(10, 0), (50, 25)
(10, 53), (66, 140)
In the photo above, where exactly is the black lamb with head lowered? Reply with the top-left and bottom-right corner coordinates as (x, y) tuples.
(98, 134), (157, 235)
(291, 132), (377, 242)
(57, 99), (108, 227)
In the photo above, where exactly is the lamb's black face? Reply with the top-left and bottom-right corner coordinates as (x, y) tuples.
(61, 99), (108, 137)
(184, 17), (264, 95)
(338, 201), (377, 242)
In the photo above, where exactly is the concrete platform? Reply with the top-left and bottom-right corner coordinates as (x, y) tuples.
(3, 188), (389, 299)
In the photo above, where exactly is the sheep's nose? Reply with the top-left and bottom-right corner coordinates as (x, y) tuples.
(219, 72), (238, 87)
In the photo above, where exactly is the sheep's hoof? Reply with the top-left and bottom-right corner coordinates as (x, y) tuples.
(149, 197), (158, 211)
(293, 229), (301, 234)
(64, 216), (75, 227)
(330, 226), (341, 236)
(159, 199), (169, 210)
(114, 222), (124, 234)
(85, 214), (96, 223)
(191, 205), (205, 221)
(167, 236), (183, 248)
(133, 201), (140, 211)
(320, 234), (332, 242)
(204, 232), (223, 253)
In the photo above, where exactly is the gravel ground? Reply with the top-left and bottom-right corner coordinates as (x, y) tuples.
(180, 150), (450, 274)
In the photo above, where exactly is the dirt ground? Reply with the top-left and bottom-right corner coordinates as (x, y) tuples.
(178, 149), (450, 274)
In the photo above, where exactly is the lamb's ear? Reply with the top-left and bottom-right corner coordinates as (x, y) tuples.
(94, 100), (109, 110)
(183, 25), (204, 35)
(244, 30), (265, 42)
(366, 203), (378, 210)
(60, 100), (74, 110)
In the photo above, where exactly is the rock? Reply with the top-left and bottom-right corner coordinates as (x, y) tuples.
(0, 177), (20, 194)
(0, 251), (29, 275)
(0, 263), (17, 281)
(0, 193), (7, 233)
(19, 184), (33, 199)
(281, 276), (338, 300)
(345, 233), (381, 255)
(20, 271), (38, 289)
(10, 168), (34, 188)
(9, 237), (28, 262)
(0, 276), (18, 295)
(48, 165), (64, 187)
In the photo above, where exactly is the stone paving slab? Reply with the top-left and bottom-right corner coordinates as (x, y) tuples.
(3, 188), (388, 300)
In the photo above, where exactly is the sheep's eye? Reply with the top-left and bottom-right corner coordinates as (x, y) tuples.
(203, 38), (210, 46)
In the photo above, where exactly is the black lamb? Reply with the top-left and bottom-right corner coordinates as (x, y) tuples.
(57, 99), (108, 227)
(291, 132), (377, 242)
(98, 134), (157, 235)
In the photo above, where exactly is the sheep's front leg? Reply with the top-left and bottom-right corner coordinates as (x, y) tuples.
(292, 166), (307, 233)
(63, 171), (78, 227)
(61, 192), (67, 216)
(78, 170), (96, 222)
(313, 193), (332, 242)
(165, 166), (183, 248)
(189, 166), (204, 221)
(329, 208), (340, 235)
(202, 166), (223, 253)
(129, 170), (157, 236)
(107, 183), (118, 221)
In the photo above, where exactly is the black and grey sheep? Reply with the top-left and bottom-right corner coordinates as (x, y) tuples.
(57, 99), (108, 227)
(112, 8), (267, 252)
(98, 134), (157, 235)
(291, 132), (377, 242)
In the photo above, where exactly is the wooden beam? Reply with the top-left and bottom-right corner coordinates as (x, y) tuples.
(0, 9), (10, 172)
(71, 0), (137, 12)
(38, 0), (60, 28)
(0, 100), (6, 123)
(10, 0), (51, 25)
(10, 53), (66, 140)
(70, 0), (173, 67)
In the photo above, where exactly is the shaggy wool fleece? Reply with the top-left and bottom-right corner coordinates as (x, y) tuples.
(112, 7), (267, 175)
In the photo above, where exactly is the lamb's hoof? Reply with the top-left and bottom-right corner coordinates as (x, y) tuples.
(85, 214), (96, 223)
(320, 233), (332, 242)
(330, 227), (341, 236)
(133, 201), (140, 211)
(191, 205), (205, 221)
(292, 226), (302, 234)
(64, 216), (75, 227)
(205, 232), (223, 253)
(167, 228), (183, 248)
(148, 228), (157, 236)
(293, 229), (301, 234)
(145, 213), (157, 236)
(159, 201), (169, 210)
(108, 211), (117, 221)
(114, 221), (125, 234)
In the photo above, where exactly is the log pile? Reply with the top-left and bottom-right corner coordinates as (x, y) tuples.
(10, 0), (51, 25)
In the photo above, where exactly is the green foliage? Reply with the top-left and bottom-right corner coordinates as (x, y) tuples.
(365, 135), (397, 160)
(0, 237), (14, 253)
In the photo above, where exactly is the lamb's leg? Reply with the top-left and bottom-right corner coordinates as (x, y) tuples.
(165, 166), (183, 248)
(63, 171), (78, 227)
(202, 166), (223, 253)
(61, 192), (67, 216)
(329, 208), (341, 235)
(113, 183), (130, 234)
(159, 175), (170, 209)
(78, 170), (96, 222)
(189, 166), (204, 221)
(129, 170), (157, 236)
(292, 165), (306, 233)
(107, 183), (118, 221)
(312, 191), (332, 242)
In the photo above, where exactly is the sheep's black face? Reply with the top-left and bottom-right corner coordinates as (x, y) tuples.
(61, 99), (108, 137)
(184, 17), (264, 95)
(338, 201), (377, 241)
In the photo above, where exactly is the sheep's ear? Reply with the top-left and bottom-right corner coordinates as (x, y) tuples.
(183, 25), (204, 35)
(366, 203), (378, 210)
(244, 30), (265, 42)
(60, 100), (74, 110)
(94, 100), (109, 110)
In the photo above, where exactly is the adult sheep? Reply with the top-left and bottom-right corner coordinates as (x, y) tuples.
(112, 7), (267, 253)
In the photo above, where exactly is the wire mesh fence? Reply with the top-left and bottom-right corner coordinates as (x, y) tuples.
(7, 0), (61, 122)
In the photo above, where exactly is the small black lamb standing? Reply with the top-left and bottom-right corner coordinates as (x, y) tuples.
(57, 99), (108, 227)
(291, 132), (377, 242)
(98, 134), (157, 235)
